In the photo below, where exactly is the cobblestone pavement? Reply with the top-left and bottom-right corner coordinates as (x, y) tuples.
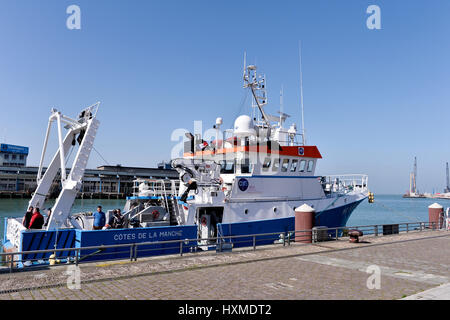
(0, 230), (448, 300)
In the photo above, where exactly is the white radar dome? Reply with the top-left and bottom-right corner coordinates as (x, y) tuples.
(233, 115), (256, 137)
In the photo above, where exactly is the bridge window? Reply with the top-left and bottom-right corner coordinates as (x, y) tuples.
(262, 157), (271, 172)
(290, 159), (298, 172)
(272, 158), (280, 172)
(240, 158), (251, 174)
(299, 160), (306, 172)
(281, 159), (290, 172)
(219, 160), (235, 174)
(307, 160), (314, 172)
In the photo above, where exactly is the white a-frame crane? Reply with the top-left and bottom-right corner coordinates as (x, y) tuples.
(29, 103), (100, 230)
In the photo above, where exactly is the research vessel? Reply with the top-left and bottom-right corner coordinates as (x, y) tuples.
(2, 64), (369, 266)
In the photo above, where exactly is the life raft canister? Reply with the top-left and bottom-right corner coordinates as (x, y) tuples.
(152, 210), (160, 220)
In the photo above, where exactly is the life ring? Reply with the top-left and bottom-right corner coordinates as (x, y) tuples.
(152, 210), (160, 220)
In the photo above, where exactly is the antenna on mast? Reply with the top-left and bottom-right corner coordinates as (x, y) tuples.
(280, 85), (283, 125)
(243, 51), (247, 84)
(298, 40), (306, 145)
(243, 62), (270, 126)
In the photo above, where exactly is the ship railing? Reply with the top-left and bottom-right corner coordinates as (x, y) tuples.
(131, 179), (177, 198)
(321, 174), (368, 196)
(127, 178), (183, 224)
(274, 132), (306, 146)
(1, 220), (446, 273)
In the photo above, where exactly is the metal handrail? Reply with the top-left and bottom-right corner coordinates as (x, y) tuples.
(1, 220), (445, 273)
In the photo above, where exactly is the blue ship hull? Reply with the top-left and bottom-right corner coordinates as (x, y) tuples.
(4, 198), (364, 267)
(218, 199), (365, 248)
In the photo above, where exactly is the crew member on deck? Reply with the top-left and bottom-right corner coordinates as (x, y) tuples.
(44, 208), (52, 227)
(22, 206), (33, 229)
(29, 208), (45, 230)
(93, 205), (106, 230)
(106, 209), (124, 229)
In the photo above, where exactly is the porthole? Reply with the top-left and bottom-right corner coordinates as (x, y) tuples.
(244, 209), (249, 215)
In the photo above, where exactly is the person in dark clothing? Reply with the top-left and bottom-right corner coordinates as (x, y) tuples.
(29, 208), (45, 230)
(22, 206), (33, 229)
(44, 209), (52, 227)
(106, 209), (124, 229)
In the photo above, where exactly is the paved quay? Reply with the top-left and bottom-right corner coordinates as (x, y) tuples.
(0, 229), (448, 300)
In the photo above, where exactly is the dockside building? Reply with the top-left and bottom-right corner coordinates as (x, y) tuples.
(0, 163), (178, 198)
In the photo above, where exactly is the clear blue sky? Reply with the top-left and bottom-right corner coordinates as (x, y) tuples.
(0, 0), (449, 194)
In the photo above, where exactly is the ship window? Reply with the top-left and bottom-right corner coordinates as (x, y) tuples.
(307, 160), (314, 172)
(272, 158), (280, 172)
(11, 155), (16, 160)
(240, 158), (251, 174)
(299, 160), (307, 172)
(281, 159), (290, 172)
(262, 157), (271, 171)
(290, 159), (298, 172)
(220, 160), (235, 174)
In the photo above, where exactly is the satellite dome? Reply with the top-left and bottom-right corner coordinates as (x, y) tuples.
(234, 115), (256, 137)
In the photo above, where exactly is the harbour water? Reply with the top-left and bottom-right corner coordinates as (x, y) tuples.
(1, 195), (449, 245)
(0, 198), (124, 244)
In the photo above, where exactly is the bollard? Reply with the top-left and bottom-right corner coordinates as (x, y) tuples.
(295, 204), (315, 243)
(428, 203), (444, 229)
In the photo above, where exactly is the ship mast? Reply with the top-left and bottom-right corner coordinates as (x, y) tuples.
(298, 41), (306, 145)
(243, 62), (270, 126)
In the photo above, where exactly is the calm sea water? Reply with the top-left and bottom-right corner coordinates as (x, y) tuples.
(1, 195), (449, 243)
(0, 198), (124, 243)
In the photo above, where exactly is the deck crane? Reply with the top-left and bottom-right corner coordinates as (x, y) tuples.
(29, 103), (100, 230)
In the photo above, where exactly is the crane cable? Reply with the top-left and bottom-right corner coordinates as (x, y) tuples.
(92, 146), (111, 166)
